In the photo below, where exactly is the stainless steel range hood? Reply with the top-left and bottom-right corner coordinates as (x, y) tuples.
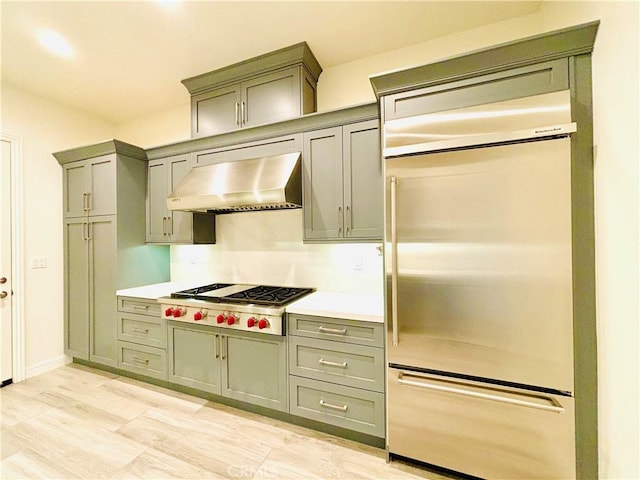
(167, 152), (302, 213)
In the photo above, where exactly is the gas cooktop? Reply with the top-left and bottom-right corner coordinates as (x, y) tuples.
(170, 283), (314, 307)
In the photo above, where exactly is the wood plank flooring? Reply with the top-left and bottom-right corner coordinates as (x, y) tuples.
(1, 364), (452, 479)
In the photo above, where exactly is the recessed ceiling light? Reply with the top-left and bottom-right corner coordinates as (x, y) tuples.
(36, 29), (74, 58)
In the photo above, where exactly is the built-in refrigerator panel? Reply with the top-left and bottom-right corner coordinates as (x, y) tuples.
(385, 137), (574, 393)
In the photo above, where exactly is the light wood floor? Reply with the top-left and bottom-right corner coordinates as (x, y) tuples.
(1, 364), (453, 479)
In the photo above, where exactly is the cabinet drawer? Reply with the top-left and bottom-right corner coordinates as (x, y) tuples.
(117, 342), (167, 380)
(117, 312), (166, 348)
(289, 376), (384, 438)
(287, 314), (383, 347)
(289, 337), (384, 392)
(117, 297), (161, 316)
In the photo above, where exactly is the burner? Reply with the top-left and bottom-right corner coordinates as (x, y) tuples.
(171, 283), (232, 299)
(222, 286), (313, 306)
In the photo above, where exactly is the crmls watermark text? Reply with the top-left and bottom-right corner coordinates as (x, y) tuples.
(228, 464), (279, 478)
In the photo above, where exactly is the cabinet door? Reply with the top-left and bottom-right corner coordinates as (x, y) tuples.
(343, 121), (383, 240)
(192, 85), (242, 137)
(167, 155), (194, 243)
(221, 333), (288, 412)
(63, 218), (89, 358)
(168, 323), (221, 394)
(89, 216), (117, 367)
(146, 159), (169, 243)
(87, 155), (116, 217)
(63, 162), (89, 218)
(303, 127), (344, 240)
(242, 67), (301, 129)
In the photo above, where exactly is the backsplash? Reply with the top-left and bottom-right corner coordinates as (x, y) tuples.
(170, 209), (383, 295)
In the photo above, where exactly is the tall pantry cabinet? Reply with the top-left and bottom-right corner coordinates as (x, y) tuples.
(55, 140), (169, 367)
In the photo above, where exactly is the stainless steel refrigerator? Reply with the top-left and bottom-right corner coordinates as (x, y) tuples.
(384, 90), (577, 479)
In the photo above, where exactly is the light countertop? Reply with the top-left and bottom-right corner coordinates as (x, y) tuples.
(117, 283), (385, 323)
(285, 291), (384, 323)
(116, 282), (199, 300)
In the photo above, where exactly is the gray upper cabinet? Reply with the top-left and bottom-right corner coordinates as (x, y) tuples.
(55, 140), (170, 368)
(303, 120), (382, 242)
(146, 154), (216, 244)
(63, 154), (116, 218)
(381, 59), (569, 122)
(194, 133), (302, 167)
(183, 42), (322, 138)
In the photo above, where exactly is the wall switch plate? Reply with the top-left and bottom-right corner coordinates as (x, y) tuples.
(30, 257), (47, 269)
(354, 256), (363, 271)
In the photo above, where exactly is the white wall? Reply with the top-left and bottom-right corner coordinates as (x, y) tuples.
(0, 84), (115, 375)
(170, 210), (383, 295)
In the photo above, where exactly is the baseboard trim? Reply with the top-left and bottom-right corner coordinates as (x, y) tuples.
(26, 355), (72, 379)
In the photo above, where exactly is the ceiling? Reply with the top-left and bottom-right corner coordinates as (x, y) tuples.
(1, 1), (541, 125)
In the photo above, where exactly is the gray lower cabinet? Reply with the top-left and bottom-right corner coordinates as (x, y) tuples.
(287, 314), (385, 438)
(303, 120), (382, 242)
(168, 322), (288, 412)
(146, 154), (215, 244)
(64, 216), (116, 364)
(56, 140), (170, 368)
(116, 296), (168, 380)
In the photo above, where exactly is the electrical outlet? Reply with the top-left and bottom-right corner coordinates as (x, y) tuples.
(30, 256), (47, 269)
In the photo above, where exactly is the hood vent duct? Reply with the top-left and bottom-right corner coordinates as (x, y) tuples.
(167, 152), (302, 213)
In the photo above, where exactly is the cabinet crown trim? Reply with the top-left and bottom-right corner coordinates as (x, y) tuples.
(369, 21), (599, 98)
(181, 41), (323, 95)
(54, 139), (147, 165)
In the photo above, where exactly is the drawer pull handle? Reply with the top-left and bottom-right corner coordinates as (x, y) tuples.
(318, 326), (347, 335)
(132, 356), (149, 365)
(318, 358), (348, 369)
(132, 328), (149, 334)
(319, 400), (348, 412)
(133, 305), (149, 310)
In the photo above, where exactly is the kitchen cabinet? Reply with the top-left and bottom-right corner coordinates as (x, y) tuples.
(116, 296), (167, 380)
(287, 314), (385, 438)
(146, 154), (216, 244)
(168, 322), (288, 412)
(62, 154), (116, 218)
(182, 42), (322, 138)
(55, 140), (170, 368)
(194, 133), (302, 167)
(303, 120), (382, 242)
(190, 67), (315, 137)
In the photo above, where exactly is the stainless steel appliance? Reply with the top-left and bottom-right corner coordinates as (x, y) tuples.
(167, 152), (302, 213)
(160, 283), (313, 335)
(384, 90), (577, 479)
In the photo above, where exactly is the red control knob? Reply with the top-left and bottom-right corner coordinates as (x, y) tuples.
(194, 311), (204, 321)
(247, 317), (257, 328)
(226, 315), (236, 325)
(258, 319), (269, 330)
(165, 307), (174, 317)
(173, 308), (184, 318)
(216, 314), (225, 324)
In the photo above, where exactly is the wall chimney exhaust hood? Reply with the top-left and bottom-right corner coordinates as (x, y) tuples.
(167, 152), (302, 213)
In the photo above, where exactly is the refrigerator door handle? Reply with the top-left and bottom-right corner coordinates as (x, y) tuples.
(397, 372), (566, 414)
(390, 176), (399, 346)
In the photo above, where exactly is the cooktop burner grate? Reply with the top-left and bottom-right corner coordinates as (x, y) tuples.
(223, 286), (313, 306)
(171, 283), (232, 299)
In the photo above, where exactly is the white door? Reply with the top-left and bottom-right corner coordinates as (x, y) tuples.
(1, 139), (12, 384)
